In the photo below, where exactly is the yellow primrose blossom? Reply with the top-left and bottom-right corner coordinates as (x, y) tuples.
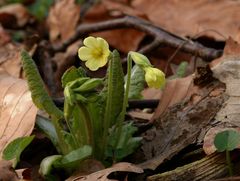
(78, 36), (110, 71)
(144, 67), (165, 89)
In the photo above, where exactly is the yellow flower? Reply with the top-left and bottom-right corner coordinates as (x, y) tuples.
(78, 36), (110, 71)
(144, 67), (165, 89)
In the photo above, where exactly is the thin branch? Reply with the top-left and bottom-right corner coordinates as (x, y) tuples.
(52, 16), (222, 60)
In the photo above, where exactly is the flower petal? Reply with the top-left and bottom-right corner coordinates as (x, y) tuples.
(83, 36), (98, 48)
(97, 37), (109, 50)
(85, 59), (102, 71)
(78, 47), (93, 61)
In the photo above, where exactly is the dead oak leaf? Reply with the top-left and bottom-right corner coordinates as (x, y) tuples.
(0, 74), (38, 158)
(70, 162), (143, 181)
(47, 0), (80, 43)
(132, 0), (240, 41)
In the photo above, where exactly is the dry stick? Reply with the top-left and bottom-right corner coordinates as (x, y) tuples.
(52, 16), (222, 60)
(164, 29), (227, 73)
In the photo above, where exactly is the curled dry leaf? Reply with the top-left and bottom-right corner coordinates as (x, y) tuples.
(70, 162), (143, 181)
(47, 0), (80, 42)
(0, 160), (18, 181)
(0, 43), (22, 78)
(152, 75), (198, 121)
(211, 38), (240, 127)
(132, 0), (240, 41)
(0, 74), (38, 158)
(0, 3), (30, 28)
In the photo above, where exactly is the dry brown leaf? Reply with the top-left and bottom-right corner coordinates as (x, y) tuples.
(0, 3), (30, 27)
(0, 43), (22, 78)
(70, 162), (143, 181)
(0, 25), (10, 46)
(203, 127), (240, 155)
(47, 0), (80, 42)
(152, 75), (197, 121)
(0, 160), (18, 181)
(84, 1), (145, 53)
(132, 0), (240, 41)
(0, 74), (38, 157)
(211, 38), (240, 127)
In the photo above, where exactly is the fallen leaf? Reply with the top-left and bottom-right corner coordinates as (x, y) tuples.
(211, 38), (240, 127)
(0, 3), (30, 28)
(0, 74), (38, 158)
(70, 162), (143, 181)
(0, 25), (11, 46)
(0, 43), (22, 78)
(132, 0), (240, 41)
(0, 160), (18, 181)
(152, 75), (197, 121)
(47, 0), (80, 43)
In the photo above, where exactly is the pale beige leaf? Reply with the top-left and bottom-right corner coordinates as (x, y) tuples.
(132, 0), (240, 41)
(0, 74), (38, 157)
(47, 0), (80, 42)
(0, 3), (30, 27)
(211, 38), (240, 127)
(152, 75), (196, 120)
(70, 162), (143, 181)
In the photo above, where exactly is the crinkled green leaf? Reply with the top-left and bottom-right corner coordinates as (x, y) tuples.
(106, 123), (142, 161)
(104, 50), (124, 128)
(127, 65), (145, 99)
(61, 66), (86, 88)
(214, 130), (240, 152)
(3, 135), (35, 167)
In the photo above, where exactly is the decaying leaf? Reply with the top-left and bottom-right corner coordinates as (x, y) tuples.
(47, 0), (80, 42)
(140, 79), (225, 170)
(132, 0), (240, 41)
(70, 162), (143, 181)
(211, 38), (240, 127)
(0, 74), (38, 158)
(151, 75), (198, 121)
(0, 43), (22, 78)
(0, 160), (18, 181)
(0, 3), (30, 28)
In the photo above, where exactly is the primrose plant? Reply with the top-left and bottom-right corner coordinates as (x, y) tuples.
(3, 36), (165, 177)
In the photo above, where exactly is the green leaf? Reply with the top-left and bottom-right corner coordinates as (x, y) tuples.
(55, 145), (92, 168)
(106, 123), (142, 161)
(214, 130), (240, 152)
(27, 0), (54, 21)
(36, 115), (60, 151)
(39, 155), (62, 176)
(104, 50), (124, 128)
(21, 50), (70, 155)
(21, 50), (63, 120)
(61, 66), (86, 88)
(127, 65), (145, 99)
(3, 136), (35, 167)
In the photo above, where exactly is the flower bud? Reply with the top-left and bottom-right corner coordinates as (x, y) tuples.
(144, 67), (165, 89)
(129, 51), (152, 68)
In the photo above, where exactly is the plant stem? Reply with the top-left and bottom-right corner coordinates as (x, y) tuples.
(226, 150), (233, 176)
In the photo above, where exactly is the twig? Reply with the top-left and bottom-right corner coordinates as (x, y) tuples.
(52, 16), (222, 60)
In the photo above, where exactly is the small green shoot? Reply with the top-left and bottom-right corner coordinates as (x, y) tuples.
(214, 130), (240, 176)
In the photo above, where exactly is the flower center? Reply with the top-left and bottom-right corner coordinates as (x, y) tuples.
(92, 48), (104, 59)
